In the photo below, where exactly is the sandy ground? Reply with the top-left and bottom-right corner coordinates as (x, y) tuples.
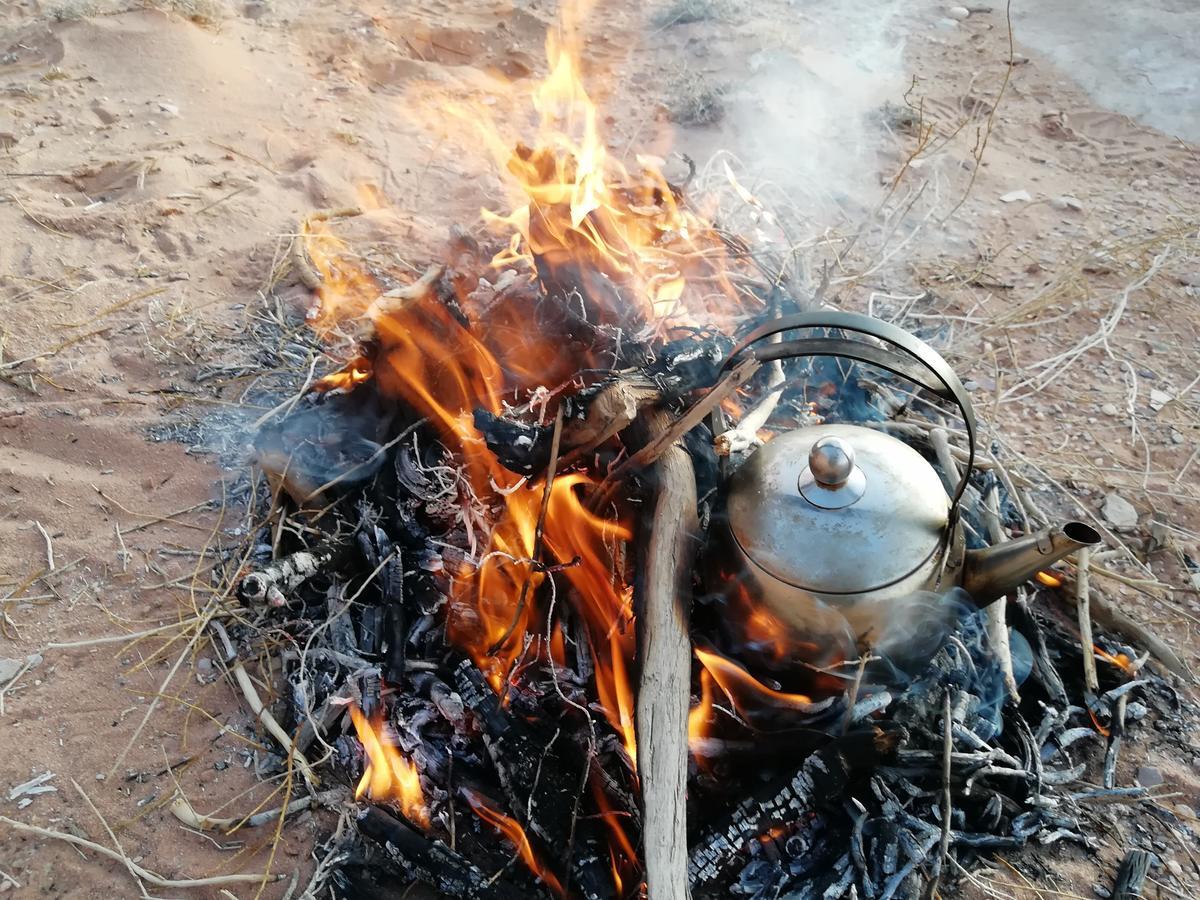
(1, 0), (1198, 897)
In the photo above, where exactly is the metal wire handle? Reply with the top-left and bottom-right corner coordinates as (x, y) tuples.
(723, 310), (977, 516)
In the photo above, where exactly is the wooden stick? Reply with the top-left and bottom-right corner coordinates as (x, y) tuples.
(488, 406), (564, 654)
(590, 357), (759, 514)
(636, 407), (698, 900)
(981, 485), (1020, 703)
(924, 690), (954, 900)
(0, 814), (280, 888)
(1062, 585), (1192, 680)
(928, 427), (960, 498)
(1075, 547), (1099, 694)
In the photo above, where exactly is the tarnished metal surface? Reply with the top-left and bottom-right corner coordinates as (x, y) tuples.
(726, 423), (949, 597)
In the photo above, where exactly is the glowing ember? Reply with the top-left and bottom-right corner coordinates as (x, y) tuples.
(349, 704), (428, 829)
(464, 789), (565, 896)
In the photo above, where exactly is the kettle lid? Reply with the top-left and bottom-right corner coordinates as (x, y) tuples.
(725, 423), (950, 595)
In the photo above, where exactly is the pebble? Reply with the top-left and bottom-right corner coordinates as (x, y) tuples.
(1000, 189), (1033, 203)
(1167, 859), (1184, 878)
(1136, 765), (1165, 788)
(1149, 389), (1172, 411)
(1102, 493), (1138, 528)
(1051, 195), (1084, 212)
(947, 5), (970, 18)
(1092, 886), (1111, 899)
(0, 654), (42, 685)
(1100, 403), (1119, 416)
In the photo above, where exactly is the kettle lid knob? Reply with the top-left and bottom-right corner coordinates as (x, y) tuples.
(808, 436), (855, 487)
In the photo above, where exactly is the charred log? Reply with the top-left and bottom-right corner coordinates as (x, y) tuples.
(357, 806), (526, 900)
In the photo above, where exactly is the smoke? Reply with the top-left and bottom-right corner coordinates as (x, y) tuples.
(717, 0), (912, 224)
(1014, 0), (1200, 142)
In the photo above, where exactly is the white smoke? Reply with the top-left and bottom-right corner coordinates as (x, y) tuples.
(723, 0), (910, 221)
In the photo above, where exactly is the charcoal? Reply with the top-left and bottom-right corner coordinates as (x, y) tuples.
(474, 409), (551, 476)
(357, 806), (527, 900)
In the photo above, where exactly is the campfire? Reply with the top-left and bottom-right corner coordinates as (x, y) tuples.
(218, 10), (1178, 900)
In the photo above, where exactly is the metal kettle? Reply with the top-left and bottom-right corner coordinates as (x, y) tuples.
(716, 311), (1100, 651)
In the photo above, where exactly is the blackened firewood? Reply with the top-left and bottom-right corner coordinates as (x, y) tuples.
(644, 333), (732, 399)
(1112, 848), (1153, 899)
(474, 409), (552, 476)
(357, 806), (526, 900)
(238, 539), (349, 608)
(453, 660), (615, 899)
(359, 606), (383, 658)
(452, 660), (577, 842)
(688, 729), (895, 892)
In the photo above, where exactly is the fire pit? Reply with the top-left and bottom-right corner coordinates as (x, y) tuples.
(202, 14), (1184, 900)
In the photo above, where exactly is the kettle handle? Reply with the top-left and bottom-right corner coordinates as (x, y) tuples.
(724, 310), (977, 515)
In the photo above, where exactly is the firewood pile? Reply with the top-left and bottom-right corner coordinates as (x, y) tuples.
(193, 17), (1194, 900)
(217, 214), (1182, 899)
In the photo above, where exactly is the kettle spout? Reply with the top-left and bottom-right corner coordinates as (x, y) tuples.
(961, 522), (1101, 605)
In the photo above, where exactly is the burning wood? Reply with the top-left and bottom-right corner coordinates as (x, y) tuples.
(203, 7), (1182, 900)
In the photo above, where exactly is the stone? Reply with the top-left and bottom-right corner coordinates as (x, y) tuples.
(1102, 494), (1138, 528)
(1167, 859), (1184, 878)
(1051, 195), (1084, 211)
(1100, 403), (1119, 416)
(1000, 189), (1033, 203)
(1136, 765), (1164, 788)
(1149, 389), (1172, 411)
(947, 5), (970, 18)
(0, 654), (42, 685)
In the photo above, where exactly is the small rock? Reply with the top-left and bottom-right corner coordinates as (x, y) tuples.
(157, 102), (180, 117)
(1050, 195), (1084, 212)
(1092, 886), (1111, 899)
(1000, 189), (1033, 203)
(90, 99), (120, 125)
(1102, 493), (1138, 528)
(1177, 272), (1200, 288)
(1171, 430), (1184, 444)
(244, 1), (269, 18)
(947, 5), (970, 18)
(0, 654), (42, 685)
(1100, 403), (1119, 416)
(1167, 858), (1184, 878)
(1190, 572), (1200, 591)
(1136, 765), (1164, 788)
(1149, 389), (1172, 411)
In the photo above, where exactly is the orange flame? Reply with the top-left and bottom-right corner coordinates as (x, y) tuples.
(1035, 570), (1063, 588)
(348, 704), (428, 829)
(1094, 644), (1136, 676)
(695, 646), (816, 722)
(315, 356), (373, 392)
(464, 790), (565, 897)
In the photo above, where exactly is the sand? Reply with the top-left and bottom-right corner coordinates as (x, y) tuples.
(1, 0), (1198, 896)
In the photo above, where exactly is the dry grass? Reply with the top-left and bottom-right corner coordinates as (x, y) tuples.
(653, 0), (739, 28)
(664, 68), (727, 126)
